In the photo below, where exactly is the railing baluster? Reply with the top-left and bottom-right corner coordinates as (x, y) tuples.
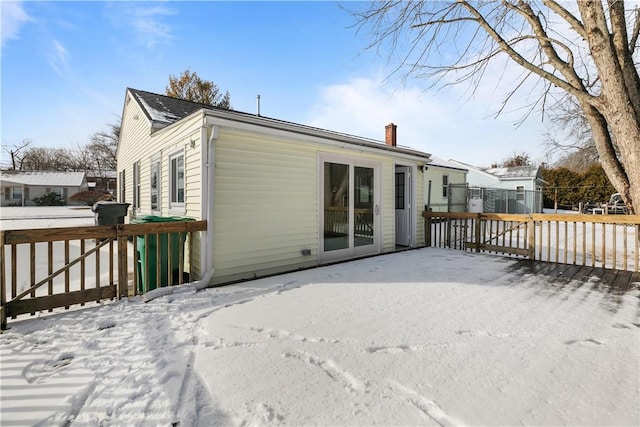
(547, 221), (551, 263)
(564, 221), (568, 265)
(591, 222), (596, 268)
(96, 238), (101, 303)
(623, 225), (627, 272)
(612, 223), (617, 270)
(581, 221), (586, 266)
(601, 222), (606, 269)
(109, 239), (114, 287)
(572, 222), (576, 265)
(65, 240), (70, 309)
(30, 242), (36, 315)
(80, 239), (86, 306)
(48, 242), (53, 311)
(555, 221), (559, 263)
(634, 224), (640, 271)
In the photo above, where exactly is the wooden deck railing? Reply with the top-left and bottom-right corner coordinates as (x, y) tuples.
(424, 212), (640, 272)
(1, 220), (207, 330)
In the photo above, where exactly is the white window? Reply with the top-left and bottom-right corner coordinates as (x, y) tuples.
(516, 185), (525, 201)
(11, 187), (22, 200)
(442, 174), (449, 198)
(169, 152), (185, 209)
(150, 157), (160, 211)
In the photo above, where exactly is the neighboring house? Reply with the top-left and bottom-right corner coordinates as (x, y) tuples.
(448, 161), (545, 213)
(117, 88), (432, 286)
(423, 157), (468, 212)
(0, 170), (88, 207)
(87, 170), (117, 194)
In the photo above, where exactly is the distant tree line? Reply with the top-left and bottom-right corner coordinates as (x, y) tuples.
(3, 122), (119, 181)
(541, 164), (615, 209)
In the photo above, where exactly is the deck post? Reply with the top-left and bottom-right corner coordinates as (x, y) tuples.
(474, 213), (482, 252)
(117, 226), (129, 299)
(425, 214), (431, 247)
(527, 216), (536, 260)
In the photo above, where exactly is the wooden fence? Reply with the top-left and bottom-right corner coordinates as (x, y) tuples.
(424, 212), (640, 272)
(1, 220), (207, 330)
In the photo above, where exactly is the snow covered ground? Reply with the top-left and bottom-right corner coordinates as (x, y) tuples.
(1, 240), (639, 426)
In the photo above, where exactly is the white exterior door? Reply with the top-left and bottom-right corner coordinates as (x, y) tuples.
(395, 166), (411, 246)
(320, 155), (381, 262)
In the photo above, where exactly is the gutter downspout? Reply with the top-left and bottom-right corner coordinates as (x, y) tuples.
(196, 116), (219, 289)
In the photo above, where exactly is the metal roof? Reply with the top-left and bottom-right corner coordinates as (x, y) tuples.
(0, 171), (86, 187)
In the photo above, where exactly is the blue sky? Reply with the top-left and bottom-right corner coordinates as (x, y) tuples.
(2, 1), (550, 168)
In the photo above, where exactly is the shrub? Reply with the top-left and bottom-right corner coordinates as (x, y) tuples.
(69, 190), (112, 206)
(33, 192), (66, 206)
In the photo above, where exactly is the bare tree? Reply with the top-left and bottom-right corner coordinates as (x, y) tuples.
(2, 139), (31, 170)
(21, 147), (75, 171)
(166, 69), (232, 109)
(353, 1), (640, 213)
(500, 152), (533, 167)
(84, 121), (119, 177)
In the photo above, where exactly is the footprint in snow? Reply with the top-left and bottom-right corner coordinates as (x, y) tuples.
(23, 352), (75, 384)
(565, 338), (603, 346)
(611, 323), (633, 329)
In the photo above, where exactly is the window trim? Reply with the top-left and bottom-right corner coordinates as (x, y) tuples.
(150, 155), (161, 213)
(169, 150), (185, 211)
(442, 174), (449, 198)
(119, 170), (126, 203)
(133, 161), (140, 210)
(11, 187), (22, 200)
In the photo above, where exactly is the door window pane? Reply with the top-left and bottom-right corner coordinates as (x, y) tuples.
(324, 162), (349, 252)
(395, 172), (405, 209)
(354, 167), (374, 247)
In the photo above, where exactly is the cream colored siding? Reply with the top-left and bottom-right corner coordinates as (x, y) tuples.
(424, 167), (466, 212)
(212, 129), (318, 281)
(210, 128), (420, 283)
(117, 103), (205, 279)
(381, 162), (395, 252)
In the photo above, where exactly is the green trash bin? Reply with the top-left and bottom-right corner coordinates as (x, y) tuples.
(131, 216), (193, 293)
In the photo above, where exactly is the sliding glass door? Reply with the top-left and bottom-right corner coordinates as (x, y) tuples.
(321, 156), (380, 261)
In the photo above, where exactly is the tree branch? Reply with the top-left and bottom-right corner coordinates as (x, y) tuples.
(541, 0), (587, 40)
(457, 1), (595, 103)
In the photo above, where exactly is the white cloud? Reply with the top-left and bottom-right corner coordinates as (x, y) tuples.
(106, 3), (176, 49)
(48, 39), (70, 75)
(307, 74), (550, 168)
(1, 1), (32, 48)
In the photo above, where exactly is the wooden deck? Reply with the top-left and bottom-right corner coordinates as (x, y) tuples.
(511, 260), (640, 294)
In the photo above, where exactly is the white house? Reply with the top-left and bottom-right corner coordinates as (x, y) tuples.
(117, 88), (432, 286)
(447, 161), (545, 213)
(0, 171), (88, 207)
(423, 157), (468, 212)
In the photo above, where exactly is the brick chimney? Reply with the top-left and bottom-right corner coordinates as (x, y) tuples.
(385, 123), (397, 147)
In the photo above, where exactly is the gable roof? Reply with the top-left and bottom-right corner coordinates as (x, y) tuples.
(0, 171), (86, 187)
(484, 165), (539, 179)
(448, 160), (540, 181)
(127, 88), (432, 161)
(428, 157), (468, 172)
